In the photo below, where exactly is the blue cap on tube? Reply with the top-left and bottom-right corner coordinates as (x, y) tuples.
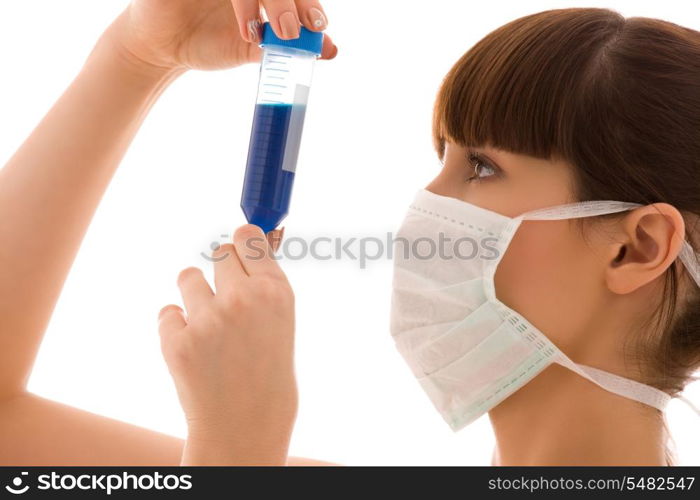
(259, 21), (323, 55)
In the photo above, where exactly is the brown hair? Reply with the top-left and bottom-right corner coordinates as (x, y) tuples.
(432, 7), (700, 464)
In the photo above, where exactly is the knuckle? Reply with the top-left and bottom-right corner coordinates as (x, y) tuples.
(253, 276), (293, 304)
(252, 278), (277, 299)
(220, 288), (251, 310)
(185, 322), (222, 350)
(187, 306), (219, 330)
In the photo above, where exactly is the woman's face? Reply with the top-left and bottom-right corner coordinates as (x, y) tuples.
(425, 141), (616, 358)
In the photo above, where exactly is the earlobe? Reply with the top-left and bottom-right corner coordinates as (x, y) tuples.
(605, 203), (685, 295)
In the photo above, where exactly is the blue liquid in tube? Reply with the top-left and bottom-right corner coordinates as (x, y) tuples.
(241, 102), (306, 233)
(240, 22), (322, 234)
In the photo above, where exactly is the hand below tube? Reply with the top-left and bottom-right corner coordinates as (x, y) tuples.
(158, 224), (296, 466)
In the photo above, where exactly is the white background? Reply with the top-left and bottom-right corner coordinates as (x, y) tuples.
(1, 0), (698, 465)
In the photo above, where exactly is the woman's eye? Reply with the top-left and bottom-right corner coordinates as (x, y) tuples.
(467, 152), (497, 182)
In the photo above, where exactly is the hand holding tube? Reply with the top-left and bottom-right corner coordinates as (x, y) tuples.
(107, 0), (337, 74)
(158, 225), (295, 465)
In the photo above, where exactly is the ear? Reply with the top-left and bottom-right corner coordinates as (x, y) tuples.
(605, 203), (685, 295)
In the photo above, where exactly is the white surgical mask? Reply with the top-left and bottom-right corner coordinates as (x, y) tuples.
(390, 188), (700, 431)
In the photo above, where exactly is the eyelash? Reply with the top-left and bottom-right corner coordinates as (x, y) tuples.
(466, 150), (499, 183)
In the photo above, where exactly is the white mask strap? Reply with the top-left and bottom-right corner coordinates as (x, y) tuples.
(678, 241), (700, 288)
(554, 353), (674, 412)
(523, 200), (700, 415)
(520, 200), (643, 221)
(574, 359), (700, 417)
(520, 200), (700, 288)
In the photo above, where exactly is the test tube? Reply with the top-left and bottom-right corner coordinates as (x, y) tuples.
(241, 22), (324, 233)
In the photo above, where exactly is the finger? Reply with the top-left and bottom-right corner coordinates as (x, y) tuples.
(233, 224), (283, 277)
(293, 0), (335, 59)
(244, 41), (263, 64)
(176, 267), (214, 315)
(158, 304), (186, 335)
(294, 0), (328, 32)
(318, 33), (337, 60)
(262, 0), (301, 40)
(266, 227), (285, 253)
(213, 242), (247, 294)
(230, 0), (264, 43)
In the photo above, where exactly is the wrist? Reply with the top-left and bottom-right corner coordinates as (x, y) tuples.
(91, 15), (186, 89)
(184, 427), (292, 466)
(183, 410), (296, 466)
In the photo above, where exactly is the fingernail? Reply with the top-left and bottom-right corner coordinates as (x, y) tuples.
(308, 7), (327, 30)
(267, 227), (285, 253)
(247, 19), (262, 43)
(279, 11), (300, 39)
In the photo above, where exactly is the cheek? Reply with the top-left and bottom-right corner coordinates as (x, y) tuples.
(493, 221), (601, 353)
(425, 169), (465, 200)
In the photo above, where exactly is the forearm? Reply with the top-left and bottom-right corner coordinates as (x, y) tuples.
(0, 22), (183, 394)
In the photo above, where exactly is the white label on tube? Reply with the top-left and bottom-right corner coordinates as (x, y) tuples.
(281, 84), (310, 173)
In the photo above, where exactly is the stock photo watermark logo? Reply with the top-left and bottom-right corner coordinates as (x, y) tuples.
(3, 471), (192, 496)
(201, 232), (500, 269)
(5, 472), (29, 495)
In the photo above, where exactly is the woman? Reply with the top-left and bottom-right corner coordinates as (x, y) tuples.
(0, 2), (698, 465)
